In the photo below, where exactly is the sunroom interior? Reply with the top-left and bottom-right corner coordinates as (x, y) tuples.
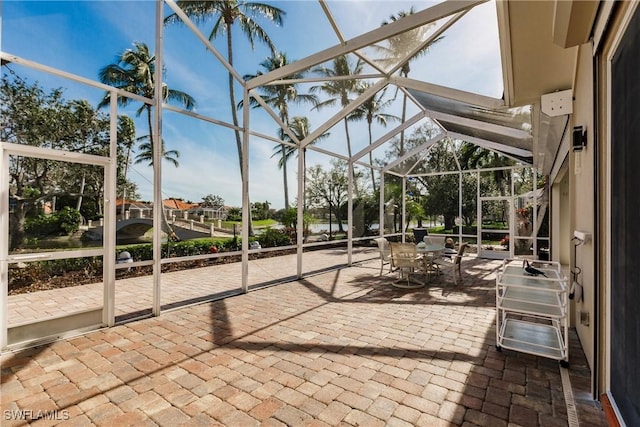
(1, 0), (576, 350)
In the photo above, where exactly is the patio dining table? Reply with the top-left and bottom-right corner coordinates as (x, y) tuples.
(416, 243), (446, 281)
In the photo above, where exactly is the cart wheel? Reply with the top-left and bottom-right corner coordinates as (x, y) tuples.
(560, 360), (569, 368)
(495, 345), (502, 352)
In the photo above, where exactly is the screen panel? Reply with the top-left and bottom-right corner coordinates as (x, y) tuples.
(610, 7), (640, 426)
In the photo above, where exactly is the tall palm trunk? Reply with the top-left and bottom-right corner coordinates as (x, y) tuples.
(281, 143), (289, 209)
(343, 119), (352, 159)
(225, 22), (254, 236)
(278, 116), (290, 209)
(226, 25), (243, 179)
(367, 121), (376, 193)
(399, 90), (408, 156)
(343, 119), (359, 195)
(121, 145), (132, 218)
(146, 106), (178, 240)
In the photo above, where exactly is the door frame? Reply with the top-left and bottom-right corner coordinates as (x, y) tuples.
(477, 196), (513, 259)
(1, 142), (116, 349)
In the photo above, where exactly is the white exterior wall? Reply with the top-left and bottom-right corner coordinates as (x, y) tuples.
(570, 42), (596, 370)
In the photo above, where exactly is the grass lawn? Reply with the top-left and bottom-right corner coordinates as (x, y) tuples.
(219, 219), (278, 229)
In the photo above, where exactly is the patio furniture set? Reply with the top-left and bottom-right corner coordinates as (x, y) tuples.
(373, 233), (467, 289)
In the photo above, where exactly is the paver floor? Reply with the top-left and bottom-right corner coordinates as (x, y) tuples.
(7, 247), (376, 324)
(1, 255), (607, 426)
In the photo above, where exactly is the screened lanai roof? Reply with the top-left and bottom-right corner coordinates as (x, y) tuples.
(407, 89), (533, 161)
(236, 0), (577, 179)
(0, 0), (588, 201)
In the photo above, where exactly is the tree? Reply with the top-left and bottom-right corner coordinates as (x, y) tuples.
(165, 1), (285, 235)
(201, 194), (225, 208)
(272, 116), (330, 209)
(381, 124), (462, 231)
(348, 84), (399, 192)
(306, 160), (359, 236)
(243, 53), (317, 209)
(459, 142), (514, 197)
(251, 201), (271, 220)
(117, 115), (137, 217)
(97, 41), (196, 240)
(133, 136), (180, 167)
(377, 8), (442, 155)
(226, 206), (242, 222)
(405, 199), (425, 231)
(1, 76), (112, 249)
(311, 55), (364, 161)
(98, 41), (195, 145)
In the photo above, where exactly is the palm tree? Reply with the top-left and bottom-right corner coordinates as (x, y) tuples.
(117, 115), (136, 218)
(165, 1), (285, 234)
(98, 41), (196, 240)
(272, 116), (330, 200)
(98, 42), (195, 148)
(243, 53), (317, 209)
(310, 55), (364, 160)
(377, 8), (442, 155)
(348, 84), (399, 193)
(133, 135), (180, 168)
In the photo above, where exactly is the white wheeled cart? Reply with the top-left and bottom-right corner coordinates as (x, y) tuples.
(495, 259), (569, 367)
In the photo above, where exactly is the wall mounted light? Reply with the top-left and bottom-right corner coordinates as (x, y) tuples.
(573, 126), (587, 175)
(573, 126), (587, 151)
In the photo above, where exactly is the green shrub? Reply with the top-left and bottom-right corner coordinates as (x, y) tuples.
(25, 206), (81, 236)
(226, 207), (242, 221)
(258, 227), (291, 248)
(117, 238), (237, 260)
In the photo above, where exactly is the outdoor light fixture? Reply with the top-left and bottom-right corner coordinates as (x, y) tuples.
(572, 126), (587, 151)
(573, 126), (587, 175)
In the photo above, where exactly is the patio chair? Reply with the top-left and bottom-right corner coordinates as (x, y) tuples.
(424, 236), (445, 246)
(432, 243), (468, 286)
(390, 242), (425, 288)
(373, 237), (393, 276)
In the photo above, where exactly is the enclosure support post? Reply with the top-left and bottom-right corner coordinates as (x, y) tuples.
(347, 162), (353, 266)
(103, 92), (118, 326)
(241, 89), (250, 293)
(151, 0), (164, 316)
(476, 171), (481, 255)
(379, 172), (385, 237)
(0, 148), (8, 349)
(458, 171), (463, 245)
(402, 178), (407, 242)
(297, 140), (304, 278)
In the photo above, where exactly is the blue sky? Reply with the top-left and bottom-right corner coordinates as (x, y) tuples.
(2, 0), (502, 209)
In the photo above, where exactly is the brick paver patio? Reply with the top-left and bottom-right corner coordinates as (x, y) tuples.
(1, 254), (607, 426)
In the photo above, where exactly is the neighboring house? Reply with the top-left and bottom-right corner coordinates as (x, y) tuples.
(162, 198), (197, 211)
(187, 205), (227, 221)
(162, 198), (199, 220)
(115, 199), (153, 219)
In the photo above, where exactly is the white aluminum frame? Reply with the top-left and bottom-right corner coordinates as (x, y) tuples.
(0, 0), (550, 349)
(0, 142), (113, 349)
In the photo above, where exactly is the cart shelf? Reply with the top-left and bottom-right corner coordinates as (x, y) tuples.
(495, 260), (569, 365)
(497, 318), (566, 361)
